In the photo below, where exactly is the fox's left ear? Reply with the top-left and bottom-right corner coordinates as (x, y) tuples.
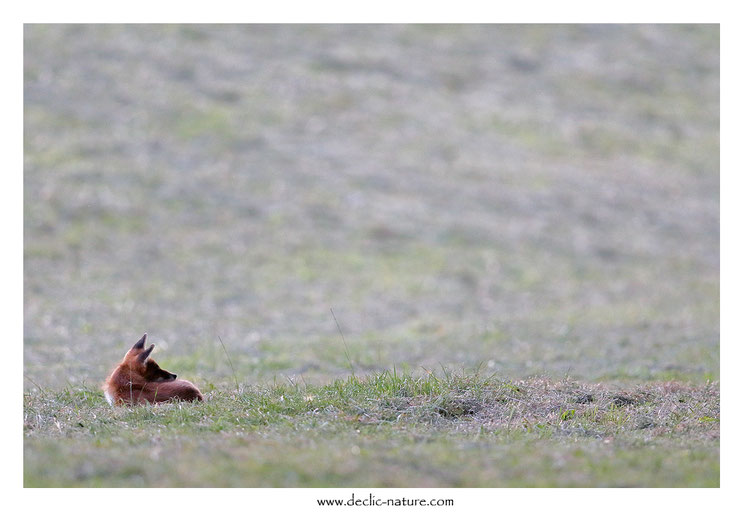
(132, 333), (147, 351)
(137, 344), (155, 363)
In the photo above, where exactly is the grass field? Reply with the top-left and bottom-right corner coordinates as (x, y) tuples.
(24, 24), (719, 487)
(24, 373), (719, 487)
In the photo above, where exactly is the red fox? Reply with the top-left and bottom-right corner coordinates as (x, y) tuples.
(103, 333), (203, 405)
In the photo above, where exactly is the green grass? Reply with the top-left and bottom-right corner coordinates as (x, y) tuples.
(24, 24), (719, 488)
(24, 372), (719, 487)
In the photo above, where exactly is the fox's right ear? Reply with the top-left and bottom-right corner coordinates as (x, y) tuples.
(132, 333), (147, 350)
(137, 344), (155, 363)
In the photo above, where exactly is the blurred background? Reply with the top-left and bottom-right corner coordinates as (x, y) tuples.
(24, 24), (719, 390)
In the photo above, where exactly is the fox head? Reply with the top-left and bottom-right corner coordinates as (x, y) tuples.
(124, 333), (177, 382)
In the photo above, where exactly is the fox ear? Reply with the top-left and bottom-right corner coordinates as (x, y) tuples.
(132, 333), (147, 350)
(137, 344), (155, 362)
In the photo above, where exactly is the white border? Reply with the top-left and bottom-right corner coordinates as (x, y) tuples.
(9, 2), (733, 510)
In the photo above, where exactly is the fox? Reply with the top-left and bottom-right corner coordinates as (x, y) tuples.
(103, 333), (203, 405)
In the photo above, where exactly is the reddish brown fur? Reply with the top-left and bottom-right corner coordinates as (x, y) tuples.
(103, 333), (203, 405)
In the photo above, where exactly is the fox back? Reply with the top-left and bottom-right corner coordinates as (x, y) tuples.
(103, 333), (203, 405)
